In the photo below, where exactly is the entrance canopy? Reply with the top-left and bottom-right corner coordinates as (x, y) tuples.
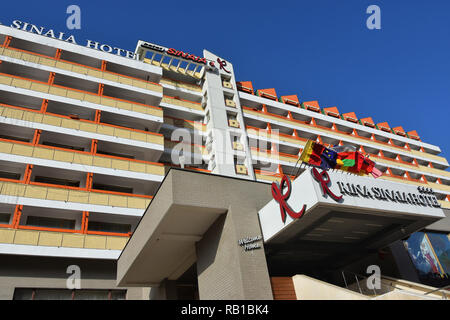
(259, 169), (445, 271)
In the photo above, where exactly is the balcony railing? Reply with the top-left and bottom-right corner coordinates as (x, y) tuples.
(0, 72), (163, 118)
(0, 103), (164, 147)
(0, 45), (162, 94)
(0, 179), (152, 209)
(162, 95), (203, 111)
(242, 107), (448, 166)
(0, 228), (130, 249)
(0, 139), (165, 177)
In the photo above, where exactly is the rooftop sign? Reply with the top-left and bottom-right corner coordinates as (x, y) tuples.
(8, 20), (139, 60)
(139, 41), (231, 73)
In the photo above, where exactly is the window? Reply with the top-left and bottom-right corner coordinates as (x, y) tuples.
(26, 216), (76, 230)
(404, 231), (450, 287)
(0, 134), (30, 143)
(0, 213), (10, 224)
(96, 150), (134, 159)
(426, 233), (450, 275)
(87, 221), (131, 234)
(0, 171), (21, 180)
(92, 183), (133, 194)
(13, 289), (126, 300)
(42, 141), (84, 152)
(34, 176), (80, 188)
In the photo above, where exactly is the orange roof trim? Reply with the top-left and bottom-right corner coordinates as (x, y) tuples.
(257, 88), (277, 101)
(408, 130), (420, 140)
(323, 106), (340, 118)
(236, 81), (254, 94)
(360, 117), (375, 128)
(377, 122), (391, 132)
(393, 126), (406, 137)
(342, 112), (358, 123)
(281, 95), (300, 106)
(303, 100), (320, 112)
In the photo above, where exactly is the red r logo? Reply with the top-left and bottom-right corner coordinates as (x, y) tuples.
(271, 175), (306, 223)
(312, 168), (343, 202)
(216, 58), (231, 73)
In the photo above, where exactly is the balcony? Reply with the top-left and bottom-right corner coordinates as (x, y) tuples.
(160, 77), (202, 101)
(0, 103), (164, 158)
(161, 95), (203, 112)
(0, 139), (165, 181)
(0, 227), (128, 251)
(242, 107), (448, 167)
(0, 72), (163, 123)
(250, 148), (298, 166)
(239, 91), (443, 159)
(254, 170), (295, 184)
(0, 179), (151, 212)
(0, 46), (163, 101)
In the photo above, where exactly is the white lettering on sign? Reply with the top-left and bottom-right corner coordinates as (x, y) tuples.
(10, 20), (139, 60)
(336, 181), (441, 208)
(238, 235), (262, 251)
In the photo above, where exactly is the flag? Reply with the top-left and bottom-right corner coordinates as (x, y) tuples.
(347, 152), (365, 174)
(371, 167), (383, 178)
(331, 145), (357, 153)
(320, 148), (338, 170)
(300, 141), (382, 179)
(336, 151), (356, 167)
(300, 140), (325, 166)
(361, 157), (375, 174)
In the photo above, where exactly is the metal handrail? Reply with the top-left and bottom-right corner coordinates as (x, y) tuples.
(424, 285), (450, 299)
(341, 270), (379, 296)
(341, 270), (448, 299)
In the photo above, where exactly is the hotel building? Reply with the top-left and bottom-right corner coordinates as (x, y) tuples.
(0, 21), (449, 300)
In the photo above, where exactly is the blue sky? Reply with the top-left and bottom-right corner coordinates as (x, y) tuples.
(1, 0), (449, 164)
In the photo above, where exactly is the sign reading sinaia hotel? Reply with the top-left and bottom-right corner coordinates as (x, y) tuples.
(9, 20), (139, 60)
(258, 169), (445, 242)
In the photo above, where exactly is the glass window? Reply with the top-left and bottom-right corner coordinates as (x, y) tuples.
(26, 216), (76, 230)
(426, 232), (450, 275)
(13, 289), (33, 300)
(34, 289), (72, 300)
(0, 213), (10, 224)
(87, 221), (131, 234)
(74, 290), (109, 300)
(13, 288), (127, 300)
(403, 232), (443, 276)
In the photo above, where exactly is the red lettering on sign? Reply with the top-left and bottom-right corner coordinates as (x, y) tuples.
(271, 175), (306, 223)
(312, 168), (343, 201)
(167, 48), (177, 55)
(166, 48), (206, 64)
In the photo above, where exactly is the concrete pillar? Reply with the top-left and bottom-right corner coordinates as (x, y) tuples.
(0, 286), (14, 300)
(126, 287), (151, 300)
(196, 205), (273, 300)
(149, 279), (178, 300)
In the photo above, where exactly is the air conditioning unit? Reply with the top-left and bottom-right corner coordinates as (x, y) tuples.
(225, 99), (236, 108)
(228, 119), (240, 128)
(235, 164), (248, 175)
(233, 141), (244, 151)
(222, 81), (233, 89)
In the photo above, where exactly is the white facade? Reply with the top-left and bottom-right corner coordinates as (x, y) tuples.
(0, 20), (448, 264)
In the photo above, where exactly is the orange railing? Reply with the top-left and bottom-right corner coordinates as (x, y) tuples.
(242, 107), (413, 153)
(0, 71), (162, 113)
(1, 44), (161, 90)
(0, 101), (163, 139)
